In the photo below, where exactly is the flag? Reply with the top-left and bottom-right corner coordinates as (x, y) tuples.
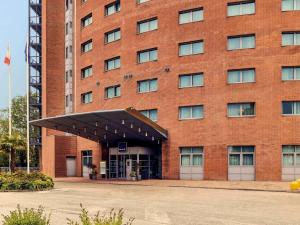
(4, 46), (11, 65)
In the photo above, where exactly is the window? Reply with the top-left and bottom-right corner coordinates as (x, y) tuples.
(179, 41), (204, 56)
(105, 1), (120, 16)
(282, 67), (300, 81)
(105, 28), (121, 43)
(138, 18), (158, 34)
(105, 57), (121, 71)
(228, 35), (255, 50)
(66, 23), (69, 35)
(66, 95), (69, 107)
(105, 85), (121, 98)
(81, 40), (93, 53)
(282, 0), (300, 11)
(282, 32), (300, 46)
(140, 109), (158, 121)
(138, 79), (157, 93)
(137, 48), (157, 63)
(81, 13), (92, 28)
(179, 73), (204, 88)
(283, 146), (300, 167)
(81, 92), (93, 104)
(282, 101), (300, 115)
(82, 0), (87, 3)
(81, 65), (92, 79)
(228, 69), (255, 84)
(180, 147), (203, 167)
(179, 8), (203, 24)
(179, 106), (204, 120)
(137, 0), (150, 4)
(227, 1), (255, 17)
(228, 103), (255, 117)
(228, 146), (255, 166)
(65, 71), (69, 83)
(66, 47), (69, 59)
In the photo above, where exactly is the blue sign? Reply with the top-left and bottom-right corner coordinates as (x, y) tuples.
(118, 142), (127, 152)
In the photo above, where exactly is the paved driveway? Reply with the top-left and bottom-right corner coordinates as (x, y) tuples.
(0, 182), (299, 225)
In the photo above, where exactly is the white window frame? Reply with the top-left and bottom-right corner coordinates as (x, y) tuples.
(180, 147), (204, 167)
(227, 69), (256, 84)
(140, 109), (158, 122)
(227, 1), (255, 17)
(137, 79), (158, 93)
(81, 40), (93, 53)
(228, 146), (255, 166)
(81, 66), (93, 79)
(179, 105), (204, 120)
(81, 13), (92, 28)
(137, 48), (158, 63)
(228, 35), (255, 50)
(282, 101), (300, 115)
(138, 18), (158, 34)
(179, 41), (204, 56)
(282, 66), (300, 81)
(179, 8), (204, 24)
(105, 28), (121, 43)
(105, 85), (121, 99)
(228, 103), (256, 117)
(105, 57), (121, 71)
(179, 73), (204, 88)
(81, 92), (93, 104)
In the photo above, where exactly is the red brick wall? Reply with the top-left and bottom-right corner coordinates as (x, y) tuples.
(41, 0), (300, 180)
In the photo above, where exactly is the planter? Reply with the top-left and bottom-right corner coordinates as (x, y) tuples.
(89, 174), (97, 180)
(130, 176), (137, 181)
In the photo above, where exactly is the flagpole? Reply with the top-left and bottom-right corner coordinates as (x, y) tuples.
(26, 35), (30, 174)
(8, 42), (12, 173)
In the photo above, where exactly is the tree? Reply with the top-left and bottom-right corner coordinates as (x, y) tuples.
(0, 133), (26, 172)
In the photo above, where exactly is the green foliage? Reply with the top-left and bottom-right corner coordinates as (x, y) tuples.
(2, 205), (50, 225)
(67, 205), (134, 225)
(0, 171), (54, 191)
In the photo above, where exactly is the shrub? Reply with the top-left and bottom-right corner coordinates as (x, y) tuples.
(67, 205), (134, 225)
(2, 205), (51, 225)
(0, 171), (54, 191)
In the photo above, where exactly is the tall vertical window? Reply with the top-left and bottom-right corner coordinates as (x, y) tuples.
(81, 13), (92, 28)
(228, 146), (255, 166)
(227, 69), (255, 84)
(282, 101), (300, 115)
(282, 0), (300, 11)
(227, 1), (255, 17)
(138, 18), (158, 34)
(140, 109), (158, 121)
(282, 32), (300, 46)
(179, 106), (204, 120)
(105, 28), (121, 43)
(179, 8), (203, 24)
(81, 40), (93, 53)
(105, 1), (120, 16)
(228, 103), (255, 117)
(228, 35), (255, 50)
(81, 92), (93, 104)
(81, 66), (93, 79)
(137, 48), (157, 63)
(282, 146), (300, 167)
(282, 67), (300, 81)
(105, 85), (121, 98)
(105, 57), (121, 71)
(179, 73), (204, 88)
(138, 79), (157, 93)
(179, 41), (204, 56)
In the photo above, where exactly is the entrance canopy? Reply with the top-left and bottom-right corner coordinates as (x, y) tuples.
(30, 108), (168, 145)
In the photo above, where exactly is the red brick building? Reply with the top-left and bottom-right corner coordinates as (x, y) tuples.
(31, 0), (300, 181)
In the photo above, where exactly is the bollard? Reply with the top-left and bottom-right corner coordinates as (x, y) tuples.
(290, 181), (299, 191)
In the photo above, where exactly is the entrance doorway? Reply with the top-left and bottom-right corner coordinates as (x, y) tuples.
(66, 156), (76, 177)
(108, 146), (161, 179)
(82, 150), (92, 178)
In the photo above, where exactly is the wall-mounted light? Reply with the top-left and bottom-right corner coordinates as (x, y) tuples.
(138, 128), (141, 133)
(130, 124), (133, 129)
(122, 120), (125, 125)
(114, 129), (118, 134)
(94, 130), (97, 135)
(95, 121), (99, 127)
(123, 133), (126, 138)
(152, 136), (155, 141)
(72, 124), (76, 130)
(105, 125), (108, 131)
(104, 134), (107, 140)
(84, 127), (87, 133)
(145, 132), (148, 137)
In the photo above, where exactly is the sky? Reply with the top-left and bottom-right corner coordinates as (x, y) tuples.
(0, 1), (27, 110)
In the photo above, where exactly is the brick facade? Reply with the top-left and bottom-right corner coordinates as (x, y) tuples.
(41, 0), (300, 180)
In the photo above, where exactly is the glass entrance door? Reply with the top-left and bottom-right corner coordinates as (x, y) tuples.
(118, 155), (127, 179)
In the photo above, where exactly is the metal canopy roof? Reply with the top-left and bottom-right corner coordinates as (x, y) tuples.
(30, 108), (168, 145)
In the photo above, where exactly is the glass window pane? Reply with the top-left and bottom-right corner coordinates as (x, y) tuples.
(229, 154), (240, 166)
(181, 148), (192, 154)
(296, 0), (300, 9)
(228, 104), (240, 116)
(230, 146), (242, 153)
(295, 68), (300, 80)
(295, 33), (300, 45)
(242, 103), (255, 116)
(282, 33), (294, 46)
(139, 23), (148, 33)
(282, 0), (294, 11)
(149, 110), (157, 121)
(180, 75), (191, 88)
(150, 20), (157, 30)
(242, 146), (255, 153)
(116, 86), (121, 96)
(149, 80), (157, 91)
(296, 102), (300, 114)
(179, 13), (191, 24)
(228, 38), (240, 50)
(242, 70), (255, 82)
(282, 102), (293, 114)
(192, 74), (203, 86)
(192, 42), (203, 54)
(181, 155), (190, 166)
(283, 145), (295, 153)
(243, 154), (254, 165)
(241, 3), (255, 15)
(283, 154), (294, 166)
(228, 4), (240, 16)
(296, 154), (300, 166)
(193, 155), (203, 166)
(192, 147), (203, 153)
(150, 50), (157, 60)
(242, 36), (255, 48)
(228, 71), (241, 83)
(282, 68), (294, 80)
(139, 52), (149, 63)
(139, 81), (149, 92)
(192, 106), (203, 118)
(192, 10), (203, 22)
(180, 107), (191, 119)
(107, 88), (114, 98)
(180, 44), (191, 56)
